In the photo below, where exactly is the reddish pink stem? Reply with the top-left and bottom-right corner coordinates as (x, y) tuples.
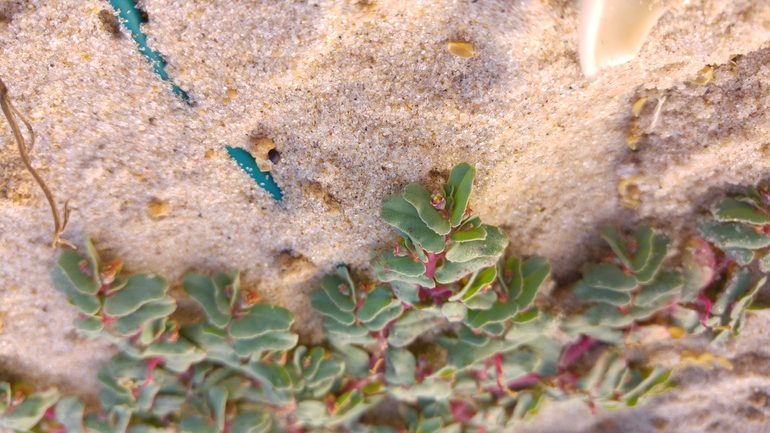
(559, 335), (596, 370)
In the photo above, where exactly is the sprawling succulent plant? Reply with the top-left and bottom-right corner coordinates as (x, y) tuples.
(3, 164), (769, 433)
(563, 226), (685, 344)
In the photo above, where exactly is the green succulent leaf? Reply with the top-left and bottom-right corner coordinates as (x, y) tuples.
(402, 379), (452, 402)
(206, 386), (227, 432)
(334, 344), (370, 379)
(444, 225), (509, 264)
(54, 396), (85, 433)
(447, 327), (502, 369)
(373, 250), (428, 277)
(447, 162), (476, 227)
(246, 361), (292, 390)
(0, 387), (60, 431)
(54, 250), (100, 295)
(320, 275), (356, 312)
(363, 302), (404, 331)
(723, 247), (756, 266)
(385, 347), (416, 386)
(388, 308), (444, 347)
(113, 297), (177, 337)
(231, 411), (271, 433)
(50, 265), (101, 316)
(381, 194), (446, 253)
(577, 351), (620, 394)
(633, 228), (669, 284)
(306, 358), (345, 394)
(450, 226), (487, 242)
(232, 330), (299, 356)
(441, 302), (467, 322)
(403, 183), (451, 235)
(620, 367), (671, 407)
(229, 304), (294, 339)
(583, 264), (637, 291)
(357, 286), (398, 322)
(143, 338), (200, 358)
(712, 266), (752, 315)
(74, 316), (104, 333)
(462, 289), (497, 310)
(698, 220), (770, 250)
(103, 274), (168, 317)
(309, 289), (356, 325)
(391, 281), (421, 305)
(506, 312), (555, 346)
(600, 227), (632, 271)
(581, 304), (634, 328)
(573, 281), (632, 305)
(450, 265), (496, 303)
(372, 258), (436, 288)
(324, 318), (377, 346)
(294, 400), (327, 425)
(515, 257), (551, 310)
(713, 197), (770, 225)
(183, 273), (232, 328)
(179, 416), (218, 433)
(634, 270), (684, 307)
(434, 256), (499, 286)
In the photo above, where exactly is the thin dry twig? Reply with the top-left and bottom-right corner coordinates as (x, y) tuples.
(0, 78), (75, 249)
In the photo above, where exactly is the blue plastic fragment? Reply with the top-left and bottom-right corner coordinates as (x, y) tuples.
(109, 0), (190, 102)
(226, 146), (283, 201)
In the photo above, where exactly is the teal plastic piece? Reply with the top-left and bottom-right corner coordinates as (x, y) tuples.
(226, 147), (283, 201)
(109, 0), (189, 101)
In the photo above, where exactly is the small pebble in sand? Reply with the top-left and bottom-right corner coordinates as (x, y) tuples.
(447, 42), (474, 59)
(631, 97), (648, 117)
(147, 199), (171, 218)
(268, 148), (281, 164)
(618, 177), (641, 209)
(250, 137), (276, 172)
(226, 88), (237, 98)
(690, 65), (715, 85)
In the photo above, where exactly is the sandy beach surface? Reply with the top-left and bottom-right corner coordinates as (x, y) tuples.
(2, 0), (770, 431)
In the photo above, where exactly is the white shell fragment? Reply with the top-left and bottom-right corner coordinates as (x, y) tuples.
(578, 0), (667, 77)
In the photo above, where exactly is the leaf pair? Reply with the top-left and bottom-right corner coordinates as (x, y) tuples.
(380, 164), (476, 253)
(577, 350), (671, 408)
(699, 188), (770, 266)
(310, 267), (402, 347)
(183, 271), (297, 359)
(569, 226), (684, 342)
(288, 346), (346, 399)
(0, 383), (60, 432)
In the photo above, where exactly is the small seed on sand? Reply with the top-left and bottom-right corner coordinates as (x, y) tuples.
(631, 97), (647, 117)
(690, 66), (714, 85)
(226, 88), (237, 98)
(147, 200), (171, 218)
(448, 42), (474, 59)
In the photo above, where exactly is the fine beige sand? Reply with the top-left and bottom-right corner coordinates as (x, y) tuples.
(2, 0), (770, 431)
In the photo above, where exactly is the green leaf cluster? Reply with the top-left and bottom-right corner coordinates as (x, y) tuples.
(9, 163), (770, 433)
(566, 226), (683, 343)
(372, 163), (509, 306)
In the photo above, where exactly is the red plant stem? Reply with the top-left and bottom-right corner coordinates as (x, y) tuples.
(559, 335), (596, 370)
(505, 373), (541, 390)
(697, 292), (714, 325)
(424, 252), (439, 279)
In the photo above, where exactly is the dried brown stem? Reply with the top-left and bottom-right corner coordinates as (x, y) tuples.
(0, 78), (74, 249)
